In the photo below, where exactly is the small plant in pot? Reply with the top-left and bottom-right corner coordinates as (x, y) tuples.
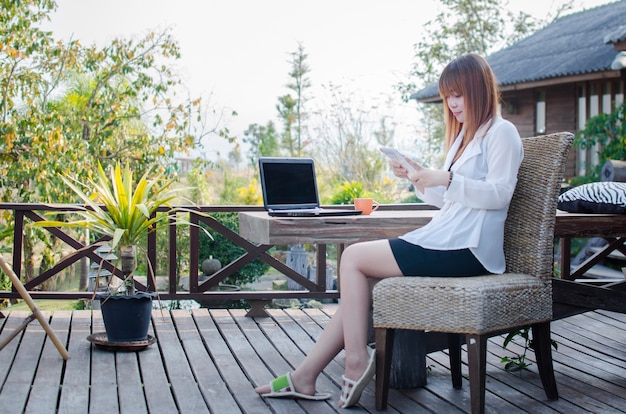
(34, 161), (197, 345)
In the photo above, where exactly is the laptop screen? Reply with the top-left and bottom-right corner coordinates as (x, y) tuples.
(259, 157), (319, 210)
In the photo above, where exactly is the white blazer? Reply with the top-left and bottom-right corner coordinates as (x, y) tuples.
(400, 116), (523, 274)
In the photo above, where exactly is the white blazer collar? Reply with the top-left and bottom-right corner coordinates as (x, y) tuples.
(444, 118), (496, 171)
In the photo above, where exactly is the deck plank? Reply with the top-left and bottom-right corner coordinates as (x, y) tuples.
(173, 309), (241, 413)
(309, 307), (439, 413)
(482, 342), (582, 414)
(0, 312), (40, 413)
(0, 311), (25, 403)
(0, 306), (625, 413)
(237, 309), (340, 414)
(197, 308), (273, 414)
(152, 309), (209, 413)
(264, 309), (349, 413)
(25, 310), (71, 414)
(57, 310), (92, 413)
(285, 307), (382, 413)
(116, 348), (148, 413)
(0, 310), (46, 413)
(493, 327), (626, 413)
(137, 312), (179, 414)
(210, 309), (296, 414)
(89, 310), (120, 413)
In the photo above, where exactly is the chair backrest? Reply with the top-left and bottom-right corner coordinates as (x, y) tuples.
(504, 132), (573, 280)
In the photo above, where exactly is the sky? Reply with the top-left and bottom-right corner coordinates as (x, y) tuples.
(44, 0), (615, 159)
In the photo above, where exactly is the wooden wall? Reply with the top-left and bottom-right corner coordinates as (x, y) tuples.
(501, 85), (578, 179)
(501, 89), (535, 138)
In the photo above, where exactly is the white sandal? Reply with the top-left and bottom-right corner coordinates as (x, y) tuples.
(260, 372), (331, 400)
(339, 347), (376, 408)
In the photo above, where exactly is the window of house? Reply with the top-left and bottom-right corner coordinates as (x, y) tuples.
(535, 90), (546, 134)
(603, 82), (612, 114)
(577, 85), (587, 176)
(590, 83), (600, 166)
(615, 80), (624, 107)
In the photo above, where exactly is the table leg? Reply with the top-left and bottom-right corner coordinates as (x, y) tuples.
(560, 237), (572, 280)
(368, 310), (427, 388)
(316, 244), (327, 290)
(336, 243), (345, 287)
(389, 330), (428, 388)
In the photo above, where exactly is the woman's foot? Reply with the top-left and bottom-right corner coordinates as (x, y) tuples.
(256, 371), (330, 400)
(339, 347), (376, 408)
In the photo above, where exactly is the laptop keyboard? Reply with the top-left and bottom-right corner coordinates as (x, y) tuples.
(268, 208), (321, 216)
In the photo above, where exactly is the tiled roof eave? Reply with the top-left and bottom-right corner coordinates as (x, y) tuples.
(498, 69), (623, 92)
(412, 69), (622, 102)
(410, 0), (626, 103)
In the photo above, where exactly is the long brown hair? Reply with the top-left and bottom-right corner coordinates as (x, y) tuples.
(438, 54), (499, 163)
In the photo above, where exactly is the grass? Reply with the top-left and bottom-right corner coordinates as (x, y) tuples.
(2, 299), (84, 313)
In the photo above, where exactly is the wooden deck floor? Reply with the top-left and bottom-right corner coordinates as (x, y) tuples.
(1, 304), (625, 413)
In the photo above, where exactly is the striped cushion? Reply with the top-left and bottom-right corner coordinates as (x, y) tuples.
(558, 181), (626, 214)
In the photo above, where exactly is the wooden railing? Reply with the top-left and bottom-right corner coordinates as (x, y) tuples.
(0, 203), (425, 307)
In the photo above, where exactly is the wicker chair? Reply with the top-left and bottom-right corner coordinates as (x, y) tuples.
(372, 132), (573, 414)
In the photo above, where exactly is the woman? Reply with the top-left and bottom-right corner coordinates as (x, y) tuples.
(255, 53), (523, 408)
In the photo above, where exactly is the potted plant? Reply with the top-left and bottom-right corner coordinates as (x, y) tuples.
(34, 161), (195, 344)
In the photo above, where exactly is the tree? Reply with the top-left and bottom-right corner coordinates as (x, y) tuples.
(398, 0), (550, 101)
(309, 83), (393, 198)
(243, 121), (280, 163)
(1, 7), (209, 204)
(397, 0), (573, 160)
(244, 43), (311, 160)
(0, 1), (224, 283)
(275, 43), (311, 157)
(277, 93), (297, 155)
(286, 43), (311, 156)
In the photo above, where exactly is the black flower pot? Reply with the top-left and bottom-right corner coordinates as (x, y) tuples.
(97, 291), (156, 342)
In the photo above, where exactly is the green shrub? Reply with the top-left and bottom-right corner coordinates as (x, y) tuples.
(329, 181), (366, 204)
(573, 102), (626, 185)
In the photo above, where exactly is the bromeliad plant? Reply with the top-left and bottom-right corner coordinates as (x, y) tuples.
(34, 160), (194, 295)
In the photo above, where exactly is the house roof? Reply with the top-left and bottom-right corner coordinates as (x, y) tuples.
(412, 0), (626, 101)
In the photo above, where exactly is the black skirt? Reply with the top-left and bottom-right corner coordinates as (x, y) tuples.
(388, 238), (489, 277)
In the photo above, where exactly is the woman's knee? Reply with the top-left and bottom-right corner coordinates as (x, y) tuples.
(340, 243), (361, 270)
(341, 243), (361, 261)
(341, 240), (393, 270)
(340, 243), (369, 270)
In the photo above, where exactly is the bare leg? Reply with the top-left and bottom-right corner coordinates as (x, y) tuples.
(340, 239), (402, 382)
(256, 239), (401, 398)
(289, 305), (346, 394)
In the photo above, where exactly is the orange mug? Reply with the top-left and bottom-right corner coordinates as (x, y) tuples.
(354, 198), (380, 215)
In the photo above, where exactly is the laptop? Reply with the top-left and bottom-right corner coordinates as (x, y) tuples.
(259, 157), (362, 217)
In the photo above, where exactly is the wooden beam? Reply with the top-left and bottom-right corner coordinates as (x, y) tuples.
(553, 278), (626, 314)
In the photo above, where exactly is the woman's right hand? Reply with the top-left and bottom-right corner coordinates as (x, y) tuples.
(390, 157), (422, 179)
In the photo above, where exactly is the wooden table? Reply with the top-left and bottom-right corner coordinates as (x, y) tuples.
(240, 209), (626, 266)
(239, 210), (436, 245)
(239, 209), (626, 387)
(551, 212), (626, 318)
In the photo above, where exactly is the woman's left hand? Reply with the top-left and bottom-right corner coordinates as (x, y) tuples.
(408, 168), (450, 189)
